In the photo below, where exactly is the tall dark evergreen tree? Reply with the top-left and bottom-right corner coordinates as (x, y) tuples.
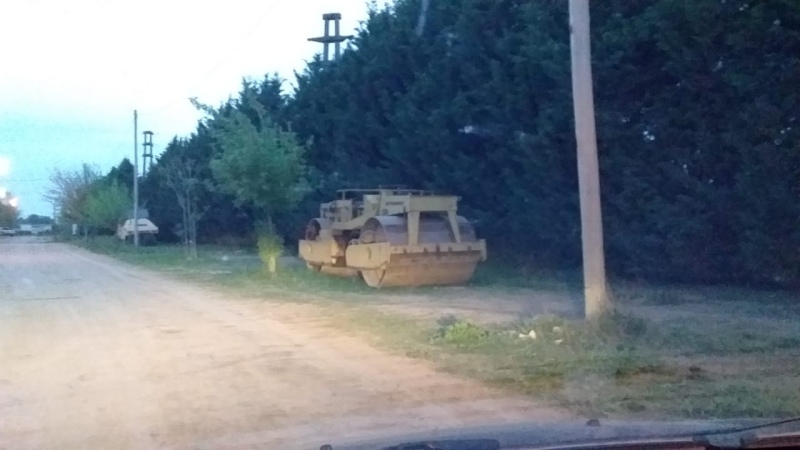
(125, 0), (799, 285)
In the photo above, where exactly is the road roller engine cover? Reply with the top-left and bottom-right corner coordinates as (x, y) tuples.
(298, 188), (487, 287)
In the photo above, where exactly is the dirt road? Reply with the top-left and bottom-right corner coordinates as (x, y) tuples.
(0, 238), (566, 449)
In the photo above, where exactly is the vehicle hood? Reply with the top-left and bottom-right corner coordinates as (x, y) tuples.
(324, 418), (800, 450)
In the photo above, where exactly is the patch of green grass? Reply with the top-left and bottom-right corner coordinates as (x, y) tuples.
(72, 237), (579, 301)
(343, 308), (800, 418)
(73, 238), (800, 419)
(596, 309), (650, 340)
(415, 313), (673, 416)
(604, 380), (800, 419)
(72, 236), (443, 300)
(657, 323), (800, 356)
(73, 237), (194, 267)
(329, 309), (655, 402)
(507, 313), (661, 381)
(433, 318), (491, 349)
(469, 260), (580, 291)
(210, 266), (374, 300)
(325, 316), (771, 418)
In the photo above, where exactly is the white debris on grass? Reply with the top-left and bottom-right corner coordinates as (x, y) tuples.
(518, 326), (567, 344)
(519, 329), (537, 340)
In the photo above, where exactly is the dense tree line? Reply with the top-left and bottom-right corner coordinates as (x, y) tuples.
(113, 0), (797, 286)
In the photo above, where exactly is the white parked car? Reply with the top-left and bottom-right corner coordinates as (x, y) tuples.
(116, 218), (159, 244)
(0, 227), (17, 236)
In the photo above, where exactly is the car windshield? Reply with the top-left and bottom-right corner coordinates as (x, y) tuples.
(1, 1), (798, 449)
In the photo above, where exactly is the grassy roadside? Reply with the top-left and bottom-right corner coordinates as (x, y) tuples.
(71, 237), (800, 419)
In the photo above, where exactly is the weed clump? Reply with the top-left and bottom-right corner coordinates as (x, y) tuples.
(434, 316), (490, 349)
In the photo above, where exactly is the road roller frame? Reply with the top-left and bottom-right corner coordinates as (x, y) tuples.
(298, 188), (487, 287)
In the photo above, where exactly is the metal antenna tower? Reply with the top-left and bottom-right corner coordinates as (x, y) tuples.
(307, 13), (353, 62)
(142, 131), (154, 176)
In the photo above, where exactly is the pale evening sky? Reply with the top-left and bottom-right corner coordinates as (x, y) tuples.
(0, 0), (385, 216)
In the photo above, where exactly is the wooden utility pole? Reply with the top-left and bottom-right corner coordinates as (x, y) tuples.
(569, 0), (609, 319)
(133, 110), (139, 247)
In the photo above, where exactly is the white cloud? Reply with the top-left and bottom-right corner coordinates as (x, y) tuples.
(0, 0), (387, 214)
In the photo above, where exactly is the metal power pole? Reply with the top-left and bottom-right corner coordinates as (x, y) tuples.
(569, 0), (609, 319)
(142, 131), (154, 176)
(133, 110), (139, 247)
(308, 13), (353, 62)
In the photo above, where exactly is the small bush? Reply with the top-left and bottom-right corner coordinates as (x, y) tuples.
(435, 319), (490, 348)
(257, 233), (284, 273)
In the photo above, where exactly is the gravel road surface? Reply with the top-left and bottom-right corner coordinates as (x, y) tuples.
(0, 238), (566, 449)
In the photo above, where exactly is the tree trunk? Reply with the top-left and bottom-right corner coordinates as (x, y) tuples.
(267, 214), (277, 274)
(188, 206), (198, 261)
(260, 213), (279, 274)
(183, 199), (191, 259)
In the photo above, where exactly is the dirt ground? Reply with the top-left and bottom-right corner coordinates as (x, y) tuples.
(366, 277), (800, 332)
(370, 290), (581, 326)
(0, 237), (570, 450)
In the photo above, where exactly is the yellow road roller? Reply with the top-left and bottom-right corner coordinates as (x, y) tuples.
(298, 188), (487, 287)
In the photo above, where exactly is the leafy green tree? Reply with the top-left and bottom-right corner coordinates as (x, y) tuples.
(44, 164), (102, 237)
(142, 127), (258, 246)
(84, 182), (130, 234)
(194, 92), (308, 272)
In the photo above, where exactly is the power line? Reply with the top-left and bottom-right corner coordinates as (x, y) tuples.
(140, 0), (281, 118)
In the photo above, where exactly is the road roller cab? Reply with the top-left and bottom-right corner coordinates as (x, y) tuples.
(298, 188), (487, 287)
